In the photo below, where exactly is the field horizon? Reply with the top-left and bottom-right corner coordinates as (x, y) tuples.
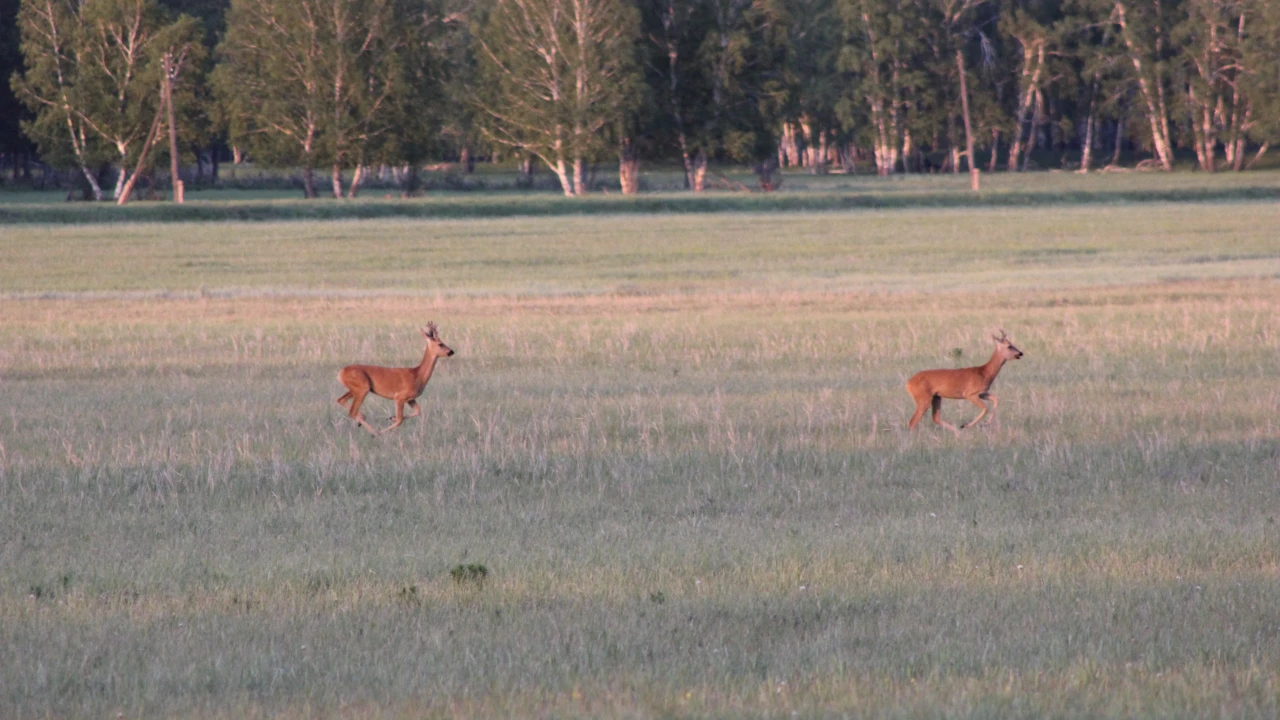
(2, 197), (1279, 718)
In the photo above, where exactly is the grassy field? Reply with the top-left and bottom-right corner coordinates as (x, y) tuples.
(2, 197), (1280, 718)
(3, 167), (1280, 224)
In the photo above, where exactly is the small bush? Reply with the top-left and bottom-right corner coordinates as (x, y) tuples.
(450, 563), (489, 589)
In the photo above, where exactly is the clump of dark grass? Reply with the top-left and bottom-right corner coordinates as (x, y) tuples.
(450, 563), (489, 589)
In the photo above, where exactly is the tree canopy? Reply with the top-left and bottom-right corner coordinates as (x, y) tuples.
(7, 0), (1280, 197)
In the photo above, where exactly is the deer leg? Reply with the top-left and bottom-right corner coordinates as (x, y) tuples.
(908, 402), (928, 430)
(930, 395), (960, 436)
(984, 393), (999, 427)
(960, 395), (989, 429)
(381, 398), (407, 434)
(908, 391), (932, 430)
(390, 399), (422, 421)
(336, 391), (353, 408)
(345, 389), (379, 436)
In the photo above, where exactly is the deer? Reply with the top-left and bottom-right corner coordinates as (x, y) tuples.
(906, 329), (1024, 435)
(336, 323), (455, 436)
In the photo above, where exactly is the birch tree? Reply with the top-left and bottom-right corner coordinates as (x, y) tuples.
(215, 0), (412, 198)
(1105, 0), (1177, 170)
(214, 0), (327, 197)
(13, 0), (203, 200)
(837, 0), (931, 175)
(12, 0), (109, 198)
(474, 0), (641, 196)
(1236, 0), (1279, 167)
(696, 0), (791, 189)
(1001, 1), (1052, 171)
(640, 0), (705, 188)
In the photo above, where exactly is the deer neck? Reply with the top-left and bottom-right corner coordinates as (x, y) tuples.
(414, 352), (439, 387)
(980, 349), (1007, 382)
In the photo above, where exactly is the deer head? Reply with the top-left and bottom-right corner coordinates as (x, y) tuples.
(422, 322), (455, 357)
(992, 329), (1023, 360)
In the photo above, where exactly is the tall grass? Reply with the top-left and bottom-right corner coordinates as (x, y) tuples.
(1, 204), (1279, 717)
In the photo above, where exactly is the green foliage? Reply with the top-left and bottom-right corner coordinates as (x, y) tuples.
(6, 0), (1280, 188)
(450, 563), (489, 588)
(473, 0), (642, 195)
(11, 0), (205, 197)
(213, 0), (430, 197)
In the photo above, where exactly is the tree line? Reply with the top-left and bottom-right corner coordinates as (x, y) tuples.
(4, 0), (1280, 200)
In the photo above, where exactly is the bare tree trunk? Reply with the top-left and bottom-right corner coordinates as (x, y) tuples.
(619, 137), (640, 195)
(460, 145), (474, 173)
(1189, 84), (1213, 172)
(800, 117), (820, 173)
(302, 123), (317, 198)
(871, 106), (891, 175)
(1226, 12), (1247, 171)
(347, 165), (364, 198)
(74, 138), (103, 201)
(1008, 41), (1044, 172)
(1080, 109), (1096, 173)
(814, 129), (829, 175)
(551, 158), (574, 196)
(332, 165), (344, 198)
(36, 0), (103, 200)
(573, 156), (587, 195)
(232, 145), (244, 164)
(690, 148), (707, 192)
(957, 49), (979, 191)
(117, 107), (165, 205)
(545, 136), (575, 196)
(841, 143), (858, 174)
(899, 130), (910, 173)
(989, 129), (1000, 172)
(1079, 73), (1100, 173)
(1244, 142), (1269, 170)
(1022, 90), (1043, 171)
(1231, 107), (1253, 171)
(1111, 116), (1125, 166)
(1114, 1), (1173, 170)
(780, 122), (801, 167)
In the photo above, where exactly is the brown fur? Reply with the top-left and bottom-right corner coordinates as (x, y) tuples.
(337, 323), (454, 436)
(907, 331), (1024, 434)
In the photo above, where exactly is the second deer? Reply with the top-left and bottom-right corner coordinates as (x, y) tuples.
(337, 323), (455, 436)
(906, 330), (1024, 435)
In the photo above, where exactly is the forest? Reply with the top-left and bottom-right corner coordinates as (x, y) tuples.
(2, 0), (1280, 199)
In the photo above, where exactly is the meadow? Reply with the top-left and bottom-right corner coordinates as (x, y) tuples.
(2, 189), (1280, 718)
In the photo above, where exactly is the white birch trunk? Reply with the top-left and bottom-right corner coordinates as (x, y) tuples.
(1114, 2), (1173, 171)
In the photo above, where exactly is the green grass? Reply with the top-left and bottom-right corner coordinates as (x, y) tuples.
(3, 203), (1280, 297)
(2, 168), (1279, 224)
(2, 199), (1280, 718)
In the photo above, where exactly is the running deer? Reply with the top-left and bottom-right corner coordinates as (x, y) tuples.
(906, 330), (1024, 435)
(337, 323), (455, 435)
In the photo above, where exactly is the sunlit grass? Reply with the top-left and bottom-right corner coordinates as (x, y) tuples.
(2, 202), (1279, 717)
(4, 203), (1280, 296)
